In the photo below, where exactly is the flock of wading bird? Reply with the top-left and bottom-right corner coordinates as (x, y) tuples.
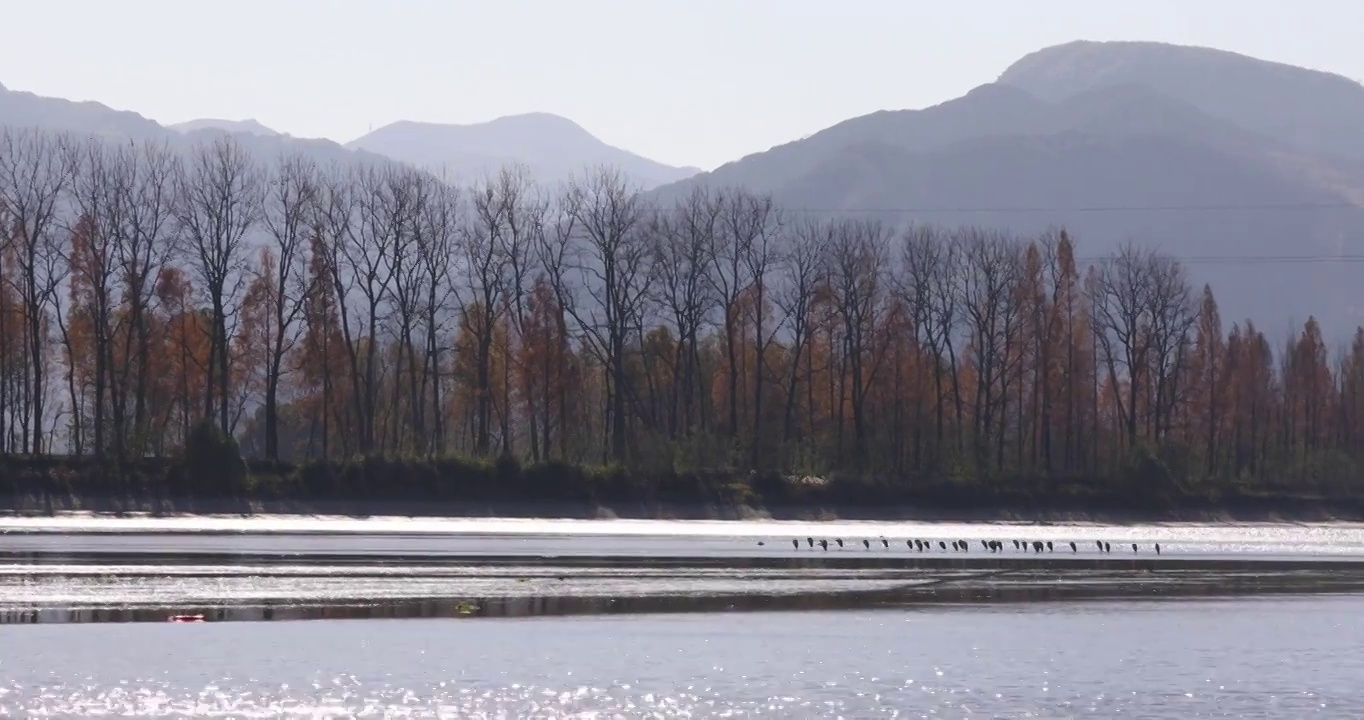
(759, 537), (1164, 555)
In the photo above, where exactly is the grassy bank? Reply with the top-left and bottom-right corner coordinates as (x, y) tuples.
(2, 453), (1362, 523)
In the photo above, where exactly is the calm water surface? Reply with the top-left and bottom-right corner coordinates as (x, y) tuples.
(1, 597), (1358, 717)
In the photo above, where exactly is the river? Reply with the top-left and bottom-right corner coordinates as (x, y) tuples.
(1, 598), (1358, 717)
(2, 515), (1362, 716)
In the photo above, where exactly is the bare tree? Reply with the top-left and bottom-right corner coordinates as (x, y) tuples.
(709, 188), (754, 438)
(900, 225), (960, 464)
(1090, 242), (1155, 449)
(116, 141), (177, 456)
(0, 171), (11, 450)
(535, 192), (584, 461)
(774, 217), (828, 444)
(374, 167), (422, 452)
(0, 128), (74, 453)
(1144, 253), (1196, 441)
(0, 183), (10, 450)
(310, 165), (362, 454)
(463, 172), (514, 455)
(740, 195), (779, 465)
(827, 218), (892, 462)
(174, 136), (263, 434)
(64, 139), (177, 458)
(415, 175), (460, 455)
(956, 228), (1024, 471)
(489, 166), (549, 457)
(650, 187), (719, 438)
(67, 138), (122, 457)
(341, 164), (402, 451)
(558, 166), (650, 462)
(257, 152), (318, 460)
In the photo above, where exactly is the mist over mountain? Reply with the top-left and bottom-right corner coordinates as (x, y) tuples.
(657, 41), (1364, 335)
(0, 85), (695, 190)
(346, 113), (701, 190)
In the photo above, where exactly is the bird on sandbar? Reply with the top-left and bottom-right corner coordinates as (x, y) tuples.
(836, 538), (844, 548)
(792, 538), (799, 549)
(820, 539), (829, 551)
(1069, 541), (1077, 553)
(863, 538), (871, 550)
(1155, 543), (1162, 555)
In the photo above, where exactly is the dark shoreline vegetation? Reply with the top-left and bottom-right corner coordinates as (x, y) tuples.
(3, 444), (1362, 523)
(4, 129), (1364, 517)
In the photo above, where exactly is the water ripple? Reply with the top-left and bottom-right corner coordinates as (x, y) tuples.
(2, 598), (1361, 717)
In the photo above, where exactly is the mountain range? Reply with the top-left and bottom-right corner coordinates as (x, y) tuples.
(0, 83), (696, 190)
(2, 40), (1364, 332)
(658, 40), (1364, 335)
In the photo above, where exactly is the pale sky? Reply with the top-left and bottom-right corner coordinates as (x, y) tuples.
(1, 0), (1361, 170)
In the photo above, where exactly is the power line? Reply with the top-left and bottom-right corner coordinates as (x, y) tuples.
(1079, 254), (1364, 265)
(657, 200), (1364, 266)
(764, 201), (1364, 215)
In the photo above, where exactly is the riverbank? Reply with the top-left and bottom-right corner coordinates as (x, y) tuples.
(2, 492), (1362, 524)
(3, 452), (1362, 524)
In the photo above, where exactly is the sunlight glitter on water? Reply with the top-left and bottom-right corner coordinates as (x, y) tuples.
(2, 601), (1359, 718)
(3, 513), (1364, 542)
(7, 515), (1364, 559)
(0, 682), (892, 718)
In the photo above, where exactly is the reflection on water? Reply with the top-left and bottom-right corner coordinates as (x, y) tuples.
(9, 516), (1364, 560)
(1, 598), (1359, 717)
(4, 561), (1364, 624)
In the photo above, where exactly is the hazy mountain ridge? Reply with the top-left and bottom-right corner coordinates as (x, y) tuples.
(0, 83), (166, 140)
(999, 40), (1364, 160)
(654, 41), (1364, 334)
(170, 118), (282, 137)
(0, 84), (696, 189)
(346, 113), (701, 190)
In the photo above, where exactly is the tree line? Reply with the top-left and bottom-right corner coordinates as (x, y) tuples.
(2, 127), (1363, 498)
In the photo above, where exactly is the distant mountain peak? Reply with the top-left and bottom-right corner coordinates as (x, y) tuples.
(486, 111), (589, 132)
(368, 113), (595, 144)
(1000, 40), (1363, 92)
(170, 118), (281, 137)
(997, 39), (1364, 160)
(348, 112), (697, 189)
